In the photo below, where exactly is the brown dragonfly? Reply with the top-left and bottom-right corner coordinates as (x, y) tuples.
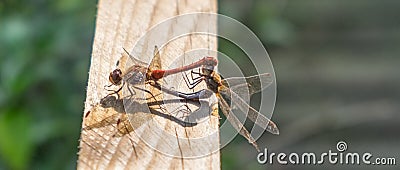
(179, 60), (279, 151)
(106, 46), (217, 99)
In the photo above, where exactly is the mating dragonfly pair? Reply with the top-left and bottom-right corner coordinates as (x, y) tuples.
(106, 46), (279, 151)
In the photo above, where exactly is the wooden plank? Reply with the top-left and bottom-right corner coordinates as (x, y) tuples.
(77, 0), (219, 169)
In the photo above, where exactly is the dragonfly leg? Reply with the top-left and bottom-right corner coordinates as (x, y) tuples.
(126, 83), (137, 100)
(104, 82), (124, 99)
(183, 71), (205, 89)
(190, 68), (203, 81)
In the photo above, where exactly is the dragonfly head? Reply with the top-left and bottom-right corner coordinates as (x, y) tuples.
(201, 57), (217, 75)
(109, 69), (123, 85)
(202, 64), (215, 76)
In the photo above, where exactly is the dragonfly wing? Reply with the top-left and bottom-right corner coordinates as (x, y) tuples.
(116, 48), (130, 71)
(217, 93), (260, 152)
(122, 47), (149, 67)
(221, 75), (250, 107)
(221, 73), (273, 96)
(148, 45), (162, 71)
(220, 86), (279, 135)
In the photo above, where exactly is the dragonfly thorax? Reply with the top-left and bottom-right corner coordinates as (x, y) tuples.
(123, 68), (146, 85)
(205, 72), (222, 93)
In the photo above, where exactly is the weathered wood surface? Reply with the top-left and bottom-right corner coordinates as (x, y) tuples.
(77, 0), (219, 169)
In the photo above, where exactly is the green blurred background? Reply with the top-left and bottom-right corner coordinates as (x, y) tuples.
(1, 0), (399, 169)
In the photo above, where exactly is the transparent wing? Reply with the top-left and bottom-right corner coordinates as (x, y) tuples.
(221, 73), (273, 96)
(219, 86), (279, 135)
(217, 93), (260, 151)
(148, 46), (162, 71)
(122, 47), (149, 67)
(121, 47), (156, 115)
(220, 73), (274, 115)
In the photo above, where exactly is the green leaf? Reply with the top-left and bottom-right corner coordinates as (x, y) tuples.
(0, 109), (34, 170)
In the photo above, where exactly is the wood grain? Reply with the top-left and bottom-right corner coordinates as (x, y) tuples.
(78, 0), (219, 169)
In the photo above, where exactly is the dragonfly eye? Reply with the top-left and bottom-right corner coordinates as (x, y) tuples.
(109, 69), (123, 85)
(202, 64), (215, 75)
(205, 57), (218, 66)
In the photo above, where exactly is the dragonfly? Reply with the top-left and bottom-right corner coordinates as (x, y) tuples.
(178, 61), (279, 151)
(105, 46), (278, 151)
(96, 46), (220, 143)
(106, 46), (217, 100)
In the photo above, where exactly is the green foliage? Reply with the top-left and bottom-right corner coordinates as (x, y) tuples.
(0, 0), (96, 169)
(0, 110), (33, 170)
